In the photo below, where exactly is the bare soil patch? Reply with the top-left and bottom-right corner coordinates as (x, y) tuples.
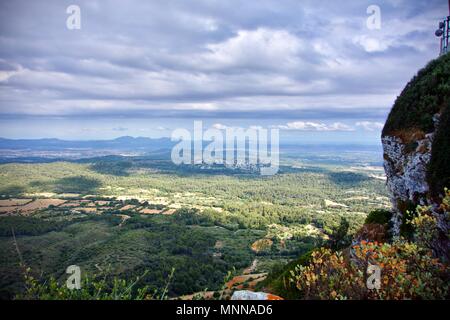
(0, 199), (32, 207)
(140, 208), (163, 214)
(20, 199), (66, 215)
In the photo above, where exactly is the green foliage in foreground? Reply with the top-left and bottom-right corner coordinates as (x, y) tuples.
(264, 189), (450, 299)
(290, 196), (449, 299)
(256, 250), (314, 300)
(17, 267), (174, 300)
(290, 242), (449, 300)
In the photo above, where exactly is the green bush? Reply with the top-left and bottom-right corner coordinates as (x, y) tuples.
(258, 250), (315, 299)
(16, 268), (174, 300)
(365, 209), (392, 225)
(383, 53), (450, 135)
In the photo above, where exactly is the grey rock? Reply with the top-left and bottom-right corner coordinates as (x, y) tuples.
(382, 133), (434, 236)
(231, 290), (275, 300)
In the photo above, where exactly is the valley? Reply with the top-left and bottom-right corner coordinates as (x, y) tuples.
(0, 146), (389, 299)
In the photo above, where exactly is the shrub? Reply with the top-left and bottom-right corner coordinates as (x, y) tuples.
(410, 188), (450, 261)
(258, 250), (314, 300)
(290, 193), (450, 300)
(398, 200), (418, 239)
(354, 223), (388, 244)
(326, 217), (351, 250)
(365, 209), (392, 225)
(290, 241), (449, 300)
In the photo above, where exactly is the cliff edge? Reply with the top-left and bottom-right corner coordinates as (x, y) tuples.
(382, 53), (450, 241)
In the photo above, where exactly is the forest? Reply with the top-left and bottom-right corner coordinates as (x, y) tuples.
(0, 151), (389, 299)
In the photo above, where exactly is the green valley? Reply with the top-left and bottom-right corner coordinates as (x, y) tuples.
(0, 151), (389, 299)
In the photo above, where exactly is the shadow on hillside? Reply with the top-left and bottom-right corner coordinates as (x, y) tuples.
(327, 171), (370, 186)
(53, 176), (102, 194)
(89, 160), (132, 176)
(0, 184), (27, 197)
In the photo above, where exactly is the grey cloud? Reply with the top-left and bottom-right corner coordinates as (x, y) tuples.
(0, 0), (447, 122)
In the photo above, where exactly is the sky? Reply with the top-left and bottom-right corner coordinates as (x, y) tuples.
(0, 0), (447, 143)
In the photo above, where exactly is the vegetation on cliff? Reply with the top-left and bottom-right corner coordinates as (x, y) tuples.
(428, 103), (450, 197)
(382, 53), (450, 136)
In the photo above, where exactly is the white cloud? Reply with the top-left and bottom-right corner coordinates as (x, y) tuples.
(355, 121), (384, 131)
(210, 123), (265, 131)
(353, 36), (391, 53)
(0, 0), (444, 121)
(273, 121), (354, 131)
(211, 123), (228, 130)
(201, 28), (303, 71)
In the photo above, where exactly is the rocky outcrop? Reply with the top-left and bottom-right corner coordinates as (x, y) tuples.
(381, 53), (450, 239)
(382, 133), (434, 201)
(382, 127), (436, 235)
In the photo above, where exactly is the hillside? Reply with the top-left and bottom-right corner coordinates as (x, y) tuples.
(0, 152), (388, 299)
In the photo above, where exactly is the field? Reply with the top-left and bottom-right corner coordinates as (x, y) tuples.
(0, 148), (390, 299)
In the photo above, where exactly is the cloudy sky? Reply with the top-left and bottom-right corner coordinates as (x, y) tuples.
(0, 0), (447, 142)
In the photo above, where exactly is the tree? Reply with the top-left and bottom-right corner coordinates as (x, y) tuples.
(327, 217), (350, 250)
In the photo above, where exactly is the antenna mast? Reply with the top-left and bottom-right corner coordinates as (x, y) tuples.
(435, 0), (450, 55)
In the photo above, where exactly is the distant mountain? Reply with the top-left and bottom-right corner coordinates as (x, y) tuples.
(0, 135), (384, 165)
(0, 136), (174, 151)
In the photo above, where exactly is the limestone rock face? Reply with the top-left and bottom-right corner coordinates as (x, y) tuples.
(382, 129), (436, 235)
(383, 134), (433, 201)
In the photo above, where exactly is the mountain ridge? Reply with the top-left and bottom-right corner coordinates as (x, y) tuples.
(0, 136), (174, 150)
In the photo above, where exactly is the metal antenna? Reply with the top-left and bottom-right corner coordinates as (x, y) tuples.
(435, 1), (450, 55)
